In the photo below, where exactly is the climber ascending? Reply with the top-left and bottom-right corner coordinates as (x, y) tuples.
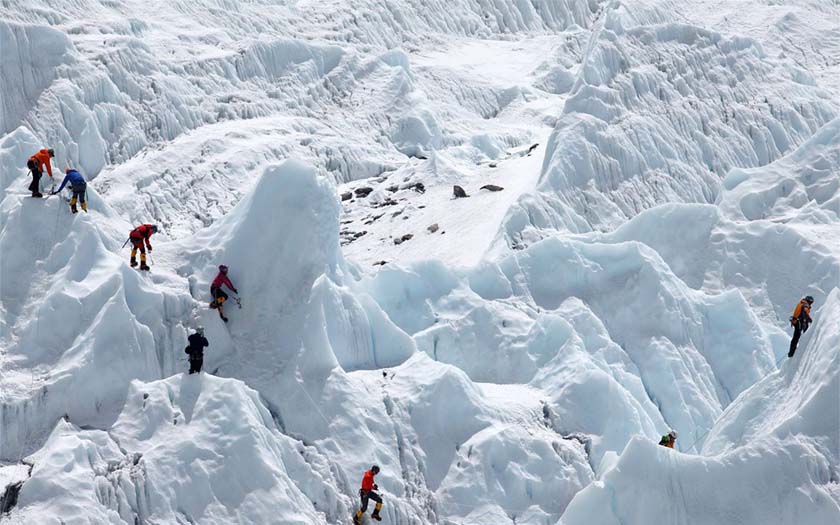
(185, 327), (208, 374)
(354, 465), (383, 524)
(788, 295), (814, 357)
(129, 224), (158, 271)
(26, 148), (55, 198)
(209, 265), (238, 323)
(54, 168), (87, 213)
(659, 430), (677, 449)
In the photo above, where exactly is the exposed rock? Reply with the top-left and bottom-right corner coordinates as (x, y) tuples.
(386, 185), (399, 193)
(341, 191), (352, 201)
(453, 185), (468, 198)
(394, 233), (414, 245)
(427, 223), (439, 233)
(373, 260), (388, 266)
(354, 187), (374, 197)
(527, 143), (540, 154)
(480, 184), (504, 192)
(489, 162), (498, 168)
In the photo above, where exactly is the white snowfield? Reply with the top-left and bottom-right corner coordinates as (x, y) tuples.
(1, 0), (839, 524)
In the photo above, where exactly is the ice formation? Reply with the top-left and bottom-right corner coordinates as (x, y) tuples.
(2, 0), (839, 524)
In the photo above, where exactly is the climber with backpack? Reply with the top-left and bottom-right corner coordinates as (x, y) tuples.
(659, 430), (677, 449)
(354, 465), (383, 524)
(185, 327), (208, 374)
(26, 148), (55, 198)
(127, 224), (158, 271)
(788, 295), (814, 357)
(53, 168), (87, 213)
(209, 265), (238, 323)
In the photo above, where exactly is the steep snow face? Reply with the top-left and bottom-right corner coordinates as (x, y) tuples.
(703, 288), (840, 457)
(560, 289), (840, 525)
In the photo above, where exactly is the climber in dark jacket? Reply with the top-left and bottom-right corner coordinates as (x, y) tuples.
(185, 327), (209, 374)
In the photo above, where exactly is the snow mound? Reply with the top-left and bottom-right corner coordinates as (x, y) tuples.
(720, 116), (840, 222)
(560, 436), (840, 525)
(7, 374), (345, 524)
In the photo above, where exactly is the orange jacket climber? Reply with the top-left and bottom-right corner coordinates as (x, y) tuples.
(789, 295), (814, 357)
(29, 149), (54, 178)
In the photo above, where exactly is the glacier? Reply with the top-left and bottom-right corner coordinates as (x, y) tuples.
(1, 0), (839, 524)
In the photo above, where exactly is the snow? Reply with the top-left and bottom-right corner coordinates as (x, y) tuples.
(2, 0), (840, 523)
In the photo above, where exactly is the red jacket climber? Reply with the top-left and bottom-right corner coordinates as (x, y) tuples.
(128, 224), (158, 271)
(209, 265), (238, 323)
(354, 465), (383, 523)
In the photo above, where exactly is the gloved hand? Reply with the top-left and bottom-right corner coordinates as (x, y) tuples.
(233, 288), (239, 294)
(147, 246), (153, 252)
(373, 484), (378, 490)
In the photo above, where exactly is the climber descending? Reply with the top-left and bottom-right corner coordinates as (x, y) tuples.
(788, 295), (814, 357)
(128, 224), (158, 271)
(185, 327), (208, 374)
(354, 465), (383, 524)
(53, 168), (88, 213)
(209, 265), (238, 323)
(659, 430), (677, 449)
(26, 148), (55, 198)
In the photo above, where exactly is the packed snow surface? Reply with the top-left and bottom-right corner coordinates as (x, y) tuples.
(1, 0), (839, 524)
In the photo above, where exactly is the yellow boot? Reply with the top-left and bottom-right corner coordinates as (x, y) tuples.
(69, 196), (77, 214)
(353, 510), (363, 525)
(371, 503), (382, 521)
(81, 201), (88, 212)
(139, 253), (150, 271)
(130, 248), (138, 267)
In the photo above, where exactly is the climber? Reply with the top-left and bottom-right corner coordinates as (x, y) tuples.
(53, 168), (87, 213)
(26, 148), (55, 198)
(353, 465), (383, 524)
(185, 327), (209, 374)
(128, 224), (158, 271)
(209, 265), (238, 323)
(788, 295), (814, 357)
(659, 430), (677, 449)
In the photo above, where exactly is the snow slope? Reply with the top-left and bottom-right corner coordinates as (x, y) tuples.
(2, 0), (840, 524)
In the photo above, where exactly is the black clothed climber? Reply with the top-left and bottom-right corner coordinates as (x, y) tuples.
(185, 327), (208, 374)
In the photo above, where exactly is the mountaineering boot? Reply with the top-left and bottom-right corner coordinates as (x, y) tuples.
(371, 503), (382, 521)
(130, 258), (137, 267)
(139, 264), (151, 271)
(70, 196), (77, 213)
(81, 202), (87, 212)
(353, 510), (363, 525)
(209, 300), (218, 309)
